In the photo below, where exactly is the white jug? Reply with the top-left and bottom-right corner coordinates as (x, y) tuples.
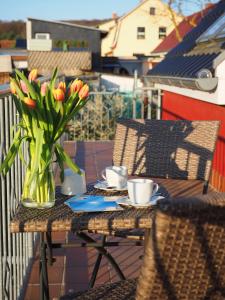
(61, 168), (87, 196)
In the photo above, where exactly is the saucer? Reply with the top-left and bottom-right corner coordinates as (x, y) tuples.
(116, 194), (165, 207)
(94, 180), (128, 191)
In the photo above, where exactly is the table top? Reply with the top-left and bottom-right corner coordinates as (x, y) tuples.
(10, 178), (206, 233)
(10, 141), (208, 233)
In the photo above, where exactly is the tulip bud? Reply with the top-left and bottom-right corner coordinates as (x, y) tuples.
(20, 80), (28, 94)
(53, 88), (65, 102)
(58, 81), (66, 93)
(78, 84), (89, 100)
(70, 79), (83, 94)
(10, 80), (17, 95)
(41, 82), (48, 96)
(28, 69), (38, 82)
(23, 97), (36, 109)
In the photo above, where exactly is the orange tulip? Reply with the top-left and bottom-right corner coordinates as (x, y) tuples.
(53, 88), (65, 102)
(58, 81), (66, 93)
(28, 69), (38, 82)
(70, 79), (83, 94)
(20, 80), (28, 94)
(10, 80), (17, 94)
(41, 82), (48, 96)
(78, 84), (89, 100)
(23, 97), (36, 109)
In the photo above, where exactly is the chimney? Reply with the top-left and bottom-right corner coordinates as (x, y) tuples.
(112, 12), (118, 20)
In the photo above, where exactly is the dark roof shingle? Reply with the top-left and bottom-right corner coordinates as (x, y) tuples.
(149, 0), (225, 78)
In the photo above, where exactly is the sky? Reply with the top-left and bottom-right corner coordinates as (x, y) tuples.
(0, 0), (219, 22)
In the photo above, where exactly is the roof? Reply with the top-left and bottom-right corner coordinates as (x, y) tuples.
(27, 17), (106, 33)
(152, 5), (215, 54)
(63, 19), (112, 28)
(148, 0), (225, 79)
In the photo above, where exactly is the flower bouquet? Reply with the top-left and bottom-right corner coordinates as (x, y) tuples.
(0, 68), (89, 208)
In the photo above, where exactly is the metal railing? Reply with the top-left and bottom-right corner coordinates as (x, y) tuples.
(0, 74), (66, 300)
(68, 88), (161, 141)
(0, 90), (36, 300)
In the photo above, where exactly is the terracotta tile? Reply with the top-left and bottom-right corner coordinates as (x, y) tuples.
(64, 262), (110, 284)
(29, 266), (64, 284)
(63, 283), (89, 294)
(107, 245), (143, 266)
(25, 284), (62, 300)
(109, 263), (141, 282)
(52, 231), (68, 242)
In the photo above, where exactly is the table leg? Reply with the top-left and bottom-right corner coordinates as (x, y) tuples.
(77, 232), (126, 282)
(88, 235), (106, 288)
(39, 233), (49, 300)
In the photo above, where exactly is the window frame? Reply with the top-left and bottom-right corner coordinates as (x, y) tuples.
(150, 7), (156, 15)
(35, 33), (51, 40)
(158, 27), (167, 39)
(137, 27), (146, 40)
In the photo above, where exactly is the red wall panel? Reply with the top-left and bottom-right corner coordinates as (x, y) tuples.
(162, 91), (225, 191)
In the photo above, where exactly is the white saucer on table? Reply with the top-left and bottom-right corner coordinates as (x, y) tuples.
(94, 180), (127, 191)
(116, 194), (165, 208)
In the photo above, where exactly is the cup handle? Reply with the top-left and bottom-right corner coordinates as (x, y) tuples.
(101, 170), (106, 180)
(152, 183), (159, 196)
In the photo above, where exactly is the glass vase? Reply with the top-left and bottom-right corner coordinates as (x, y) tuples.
(21, 144), (55, 208)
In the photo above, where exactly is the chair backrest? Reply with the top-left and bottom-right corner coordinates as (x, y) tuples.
(113, 119), (220, 181)
(136, 192), (225, 300)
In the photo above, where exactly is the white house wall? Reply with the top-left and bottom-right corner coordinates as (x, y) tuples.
(100, 0), (181, 57)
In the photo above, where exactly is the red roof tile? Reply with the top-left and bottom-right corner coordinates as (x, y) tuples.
(152, 5), (215, 54)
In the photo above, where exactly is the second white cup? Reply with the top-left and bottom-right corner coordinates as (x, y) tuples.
(101, 166), (128, 188)
(127, 178), (159, 205)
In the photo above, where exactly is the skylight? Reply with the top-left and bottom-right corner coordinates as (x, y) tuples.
(197, 13), (225, 43)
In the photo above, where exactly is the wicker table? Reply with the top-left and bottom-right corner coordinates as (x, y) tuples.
(10, 141), (211, 300)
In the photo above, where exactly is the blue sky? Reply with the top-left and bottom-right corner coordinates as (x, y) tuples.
(0, 0), (219, 21)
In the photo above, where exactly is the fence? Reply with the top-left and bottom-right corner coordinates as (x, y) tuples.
(0, 90), (36, 300)
(0, 75), (66, 300)
(68, 88), (161, 141)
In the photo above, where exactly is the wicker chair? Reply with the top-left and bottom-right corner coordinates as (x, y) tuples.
(62, 191), (225, 300)
(90, 119), (220, 238)
(85, 119), (220, 287)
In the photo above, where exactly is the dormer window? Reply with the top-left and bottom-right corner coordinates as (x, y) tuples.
(150, 7), (156, 15)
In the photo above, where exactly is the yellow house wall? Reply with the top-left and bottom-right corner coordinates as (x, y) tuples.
(100, 0), (182, 57)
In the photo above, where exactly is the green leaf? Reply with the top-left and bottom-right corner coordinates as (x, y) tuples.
(55, 147), (64, 182)
(0, 129), (21, 175)
(27, 127), (44, 185)
(55, 143), (81, 175)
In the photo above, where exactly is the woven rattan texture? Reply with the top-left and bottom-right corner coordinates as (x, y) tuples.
(136, 192), (225, 300)
(113, 119), (219, 181)
(10, 178), (207, 233)
(61, 279), (136, 299)
(10, 185), (157, 233)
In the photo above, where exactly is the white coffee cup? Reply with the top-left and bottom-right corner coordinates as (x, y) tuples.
(101, 166), (128, 189)
(127, 178), (159, 205)
(61, 168), (87, 196)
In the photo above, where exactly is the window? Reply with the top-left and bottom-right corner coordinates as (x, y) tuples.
(150, 7), (156, 15)
(159, 27), (167, 39)
(197, 13), (225, 42)
(137, 27), (145, 39)
(35, 33), (50, 40)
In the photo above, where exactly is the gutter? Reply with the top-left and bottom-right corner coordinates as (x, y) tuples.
(143, 75), (218, 92)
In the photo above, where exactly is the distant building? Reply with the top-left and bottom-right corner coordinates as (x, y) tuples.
(26, 18), (107, 74)
(98, 0), (182, 75)
(148, 4), (215, 68)
(145, 0), (225, 191)
(99, 0), (182, 57)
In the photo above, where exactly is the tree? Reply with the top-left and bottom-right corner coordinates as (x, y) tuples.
(164, 0), (219, 41)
